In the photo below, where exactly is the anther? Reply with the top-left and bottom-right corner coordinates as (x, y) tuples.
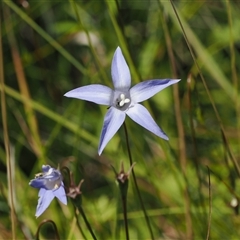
(118, 94), (130, 107)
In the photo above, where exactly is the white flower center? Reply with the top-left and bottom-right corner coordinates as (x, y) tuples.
(112, 90), (131, 111)
(118, 93), (130, 107)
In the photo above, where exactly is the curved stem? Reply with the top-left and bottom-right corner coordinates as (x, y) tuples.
(36, 220), (60, 240)
(123, 122), (154, 240)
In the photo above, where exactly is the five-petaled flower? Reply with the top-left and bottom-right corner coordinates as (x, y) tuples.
(64, 47), (180, 155)
(29, 165), (67, 217)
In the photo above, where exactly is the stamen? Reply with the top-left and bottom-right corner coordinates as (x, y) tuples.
(119, 101), (123, 107)
(118, 94), (130, 107)
(35, 173), (44, 178)
(114, 91), (131, 110)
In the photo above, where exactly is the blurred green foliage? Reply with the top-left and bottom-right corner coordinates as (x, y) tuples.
(1, 0), (240, 239)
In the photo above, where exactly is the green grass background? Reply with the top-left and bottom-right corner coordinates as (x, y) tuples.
(1, 0), (240, 239)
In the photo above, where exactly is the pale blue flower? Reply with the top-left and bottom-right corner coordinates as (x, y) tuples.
(64, 47), (180, 155)
(29, 165), (67, 217)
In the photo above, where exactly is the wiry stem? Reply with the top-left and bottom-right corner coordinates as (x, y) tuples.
(226, 0), (240, 163)
(0, 12), (16, 240)
(74, 209), (87, 240)
(161, 12), (193, 239)
(169, 0), (240, 176)
(36, 220), (60, 240)
(122, 194), (129, 240)
(112, 162), (131, 240)
(78, 206), (97, 240)
(123, 122), (154, 240)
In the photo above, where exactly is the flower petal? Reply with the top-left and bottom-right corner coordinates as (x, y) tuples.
(126, 104), (169, 140)
(42, 165), (51, 173)
(98, 107), (125, 155)
(111, 47), (131, 90)
(29, 178), (47, 189)
(35, 189), (55, 217)
(64, 84), (113, 106)
(130, 79), (180, 103)
(53, 183), (67, 205)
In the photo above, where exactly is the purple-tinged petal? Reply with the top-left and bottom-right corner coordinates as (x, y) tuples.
(98, 107), (125, 155)
(64, 84), (113, 106)
(44, 169), (61, 181)
(29, 178), (47, 189)
(111, 47), (131, 90)
(53, 183), (67, 205)
(35, 189), (55, 217)
(38, 188), (46, 197)
(130, 79), (180, 103)
(42, 165), (51, 173)
(126, 104), (169, 140)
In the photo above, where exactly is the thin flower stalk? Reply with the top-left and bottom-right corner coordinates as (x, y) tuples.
(123, 122), (154, 240)
(64, 170), (97, 240)
(112, 162), (136, 240)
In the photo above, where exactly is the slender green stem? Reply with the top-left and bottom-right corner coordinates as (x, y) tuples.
(78, 206), (97, 240)
(123, 122), (154, 240)
(122, 195), (129, 240)
(74, 209), (87, 240)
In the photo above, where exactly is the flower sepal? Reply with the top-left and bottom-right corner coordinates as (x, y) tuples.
(61, 166), (84, 209)
(111, 161), (136, 198)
